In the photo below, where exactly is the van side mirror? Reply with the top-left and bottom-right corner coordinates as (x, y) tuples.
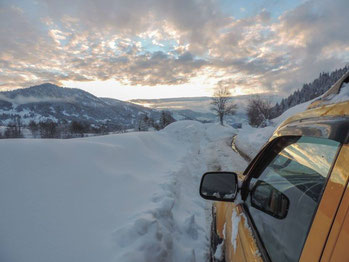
(251, 181), (289, 219)
(200, 172), (238, 202)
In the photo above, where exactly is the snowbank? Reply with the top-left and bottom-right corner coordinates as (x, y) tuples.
(0, 120), (247, 262)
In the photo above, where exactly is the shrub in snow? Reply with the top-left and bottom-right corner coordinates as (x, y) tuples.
(247, 96), (273, 127)
(159, 110), (176, 129)
(135, 113), (157, 131)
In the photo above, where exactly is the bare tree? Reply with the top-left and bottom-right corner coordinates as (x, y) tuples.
(247, 96), (273, 127)
(210, 86), (237, 125)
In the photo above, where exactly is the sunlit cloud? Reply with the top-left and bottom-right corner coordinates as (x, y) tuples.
(0, 0), (348, 99)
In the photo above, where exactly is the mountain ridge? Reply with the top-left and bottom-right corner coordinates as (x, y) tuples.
(0, 83), (218, 128)
(0, 83), (155, 128)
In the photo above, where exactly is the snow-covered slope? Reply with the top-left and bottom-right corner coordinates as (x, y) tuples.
(0, 84), (232, 127)
(0, 121), (247, 262)
(0, 83), (154, 127)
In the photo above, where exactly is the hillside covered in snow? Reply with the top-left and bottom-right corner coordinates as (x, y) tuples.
(0, 83), (156, 128)
(0, 83), (246, 130)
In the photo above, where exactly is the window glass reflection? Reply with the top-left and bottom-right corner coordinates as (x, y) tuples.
(246, 136), (340, 262)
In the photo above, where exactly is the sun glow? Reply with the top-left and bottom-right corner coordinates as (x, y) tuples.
(61, 76), (259, 100)
(61, 66), (262, 100)
(231, 87), (245, 96)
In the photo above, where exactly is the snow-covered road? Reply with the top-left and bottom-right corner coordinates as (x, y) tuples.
(113, 121), (248, 261)
(0, 121), (247, 262)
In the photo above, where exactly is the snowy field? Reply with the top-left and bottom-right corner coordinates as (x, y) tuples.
(0, 121), (247, 262)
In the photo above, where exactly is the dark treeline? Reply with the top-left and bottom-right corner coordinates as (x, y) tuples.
(246, 66), (348, 127)
(0, 117), (124, 139)
(271, 66), (349, 117)
(0, 110), (176, 139)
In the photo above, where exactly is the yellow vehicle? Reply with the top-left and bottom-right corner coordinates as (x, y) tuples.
(200, 71), (349, 262)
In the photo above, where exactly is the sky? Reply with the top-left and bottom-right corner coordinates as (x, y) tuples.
(0, 0), (348, 100)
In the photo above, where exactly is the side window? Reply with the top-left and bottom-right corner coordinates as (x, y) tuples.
(246, 136), (340, 262)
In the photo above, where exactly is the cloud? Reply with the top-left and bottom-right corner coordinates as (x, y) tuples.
(267, 0), (349, 92)
(0, 0), (348, 97)
(0, 94), (75, 104)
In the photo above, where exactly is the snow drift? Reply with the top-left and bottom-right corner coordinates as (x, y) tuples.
(0, 121), (247, 262)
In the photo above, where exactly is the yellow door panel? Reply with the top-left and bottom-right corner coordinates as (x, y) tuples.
(320, 146), (349, 261)
(215, 201), (231, 239)
(224, 204), (263, 262)
(325, 209), (349, 262)
(301, 145), (349, 262)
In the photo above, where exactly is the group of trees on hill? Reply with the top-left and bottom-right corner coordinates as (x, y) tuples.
(0, 116), (120, 139)
(135, 110), (176, 131)
(0, 110), (177, 139)
(247, 66), (349, 127)
(209, 86), (273, 127)
(271, 66), (349, 118)
(210, 66), (348, 127)
(209, 86), (274, 127)
(1, 115), (23, 138)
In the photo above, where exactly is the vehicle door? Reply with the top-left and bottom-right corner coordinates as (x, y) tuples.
(226, 136), (343, 262)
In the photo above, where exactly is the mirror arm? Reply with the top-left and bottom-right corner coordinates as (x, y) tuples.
(240, 178), (250, 201)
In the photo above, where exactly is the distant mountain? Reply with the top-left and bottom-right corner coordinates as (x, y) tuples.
(272, 66), (349, 117)
(0, 83), (154, 127)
